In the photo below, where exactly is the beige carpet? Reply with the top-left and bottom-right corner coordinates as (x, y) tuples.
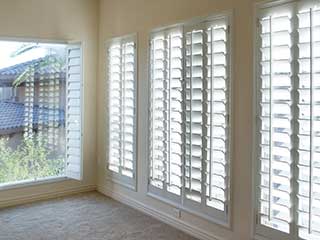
(0, 191), (198, 240)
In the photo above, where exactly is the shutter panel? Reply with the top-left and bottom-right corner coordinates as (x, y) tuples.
(206, 21), (230, 212)
(66, 43), (83, 180)
(297, 6), (320, 240)
(184, 19), (230, 214)
(258, 13), (293, 234)
(149, 28), (184, 197)
(107, 35), (137, 187)
(185, 27), (205, 204)
(256, 1), (320, 239)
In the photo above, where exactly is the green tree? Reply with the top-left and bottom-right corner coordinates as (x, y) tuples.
(0, 137), (65, 184)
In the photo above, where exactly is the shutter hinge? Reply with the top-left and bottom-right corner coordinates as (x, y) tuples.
(256, 18), (260, 28)
(255, 213), (260, 225)
(225, 204), (229, 214)
(227, 25), (231, 34)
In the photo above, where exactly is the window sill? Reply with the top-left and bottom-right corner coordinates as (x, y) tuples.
(0, 176), (69, 191)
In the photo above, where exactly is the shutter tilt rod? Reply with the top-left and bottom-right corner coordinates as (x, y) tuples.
(308, 8), (314, 234)
(122, 41), (126, 174)
(209, 27), (214, 200)
(168, 34), (172, 187)
(189, 31), (193, 192)
(268, 16), (274, 221)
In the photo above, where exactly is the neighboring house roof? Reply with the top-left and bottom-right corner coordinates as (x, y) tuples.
(0, 101), (65, 135)
(0, 57), (66, 87)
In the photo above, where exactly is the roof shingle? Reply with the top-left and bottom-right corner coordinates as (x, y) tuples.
(0, 101), (65, 134)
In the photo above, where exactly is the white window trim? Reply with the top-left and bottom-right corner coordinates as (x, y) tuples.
(147, 12), (234, 228)
(105, 33), (138, 191)
(252, 0), (320, 239)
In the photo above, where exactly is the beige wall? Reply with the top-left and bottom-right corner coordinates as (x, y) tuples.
(97, 0), (265, 240)
(0, 0), (98, 204)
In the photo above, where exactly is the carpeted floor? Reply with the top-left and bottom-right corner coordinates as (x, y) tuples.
(0, 191), (198, 240)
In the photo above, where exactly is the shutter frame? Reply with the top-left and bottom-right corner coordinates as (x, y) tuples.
(148, 13), (233, 226)
(66, 42), (83, 181)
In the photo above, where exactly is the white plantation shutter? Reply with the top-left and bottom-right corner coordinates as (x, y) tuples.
(256, 1), (320, 239)
(66, 43), (83, 180)
(107, 35), (137, 188)
(257, 12), (293, 234)
(149, 27), (184, 200)
(185, 20), (230, 215)
(297, 6), (320, 240)
(149, 15), (231, 223)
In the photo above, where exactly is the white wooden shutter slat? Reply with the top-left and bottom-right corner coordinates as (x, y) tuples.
(107, 36), (136, 185)
(66, 43), (82, 181)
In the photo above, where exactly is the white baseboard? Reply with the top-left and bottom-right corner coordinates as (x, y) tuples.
(98, 185), (223, 240)
(0, 184), (96, 209)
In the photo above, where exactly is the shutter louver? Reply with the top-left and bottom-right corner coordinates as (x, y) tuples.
(66, 43), (83, 180)
(149, 16), (231, 222)
(107, 35), (136, 187)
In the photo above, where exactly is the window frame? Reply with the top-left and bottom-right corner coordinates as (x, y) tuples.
(0, 37), (84, 190)
(253, 0), (320, 239)
(147, 12), (234, 227)
(105, 33), (138, 191)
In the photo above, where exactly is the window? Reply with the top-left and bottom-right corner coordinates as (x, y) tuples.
(149, 15), (231, 224)
(106, 34), (137, 188)
(0, 41), (83, 187)
(255, 1), (320, 239)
